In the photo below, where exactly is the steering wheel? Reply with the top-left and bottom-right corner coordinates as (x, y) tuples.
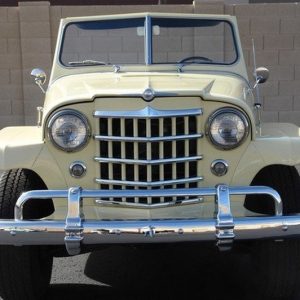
(178, 56), (213, 64)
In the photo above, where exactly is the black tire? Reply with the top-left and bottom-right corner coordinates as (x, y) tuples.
(244, 165), (300, 299)
(0, 169), (53, 300)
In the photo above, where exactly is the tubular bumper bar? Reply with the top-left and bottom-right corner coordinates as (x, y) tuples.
(0, 184), (297, 255)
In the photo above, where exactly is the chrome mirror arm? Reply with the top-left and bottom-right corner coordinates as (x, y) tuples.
(31, 68), (47, 94)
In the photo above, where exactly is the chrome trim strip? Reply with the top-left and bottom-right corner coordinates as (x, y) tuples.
(94, 107), (203, 118)
(95, 197), (203, 209)
(3, 216), (300, 246)
(145, 15), (152, 65)
(95, 177), (204, 187)
(94, 155), (203, 165)
(94, 133), (203, 142)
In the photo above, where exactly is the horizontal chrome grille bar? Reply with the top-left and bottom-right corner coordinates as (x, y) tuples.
(94, 155), (203, 165)
(94, 133), (203, 142)
(94, 106), (203, 118)
(95, 198), (203, 209)
(95, 177), (204, 187)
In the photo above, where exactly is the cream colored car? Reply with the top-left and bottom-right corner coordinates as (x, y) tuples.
(0, 12), (300, 299)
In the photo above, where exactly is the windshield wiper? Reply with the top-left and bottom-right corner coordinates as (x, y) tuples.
(68, 60), (107, 66)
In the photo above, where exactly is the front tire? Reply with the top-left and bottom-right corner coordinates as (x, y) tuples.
(245, 165), (300, 299)
(0, 169), (53, 300)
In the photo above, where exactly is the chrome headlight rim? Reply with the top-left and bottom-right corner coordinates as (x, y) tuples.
(206, 107), (250, 150)
(47, 109), (91, 152)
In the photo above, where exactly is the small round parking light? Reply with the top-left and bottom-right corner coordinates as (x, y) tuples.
(70, 162), (87, 178)
(211, 159), (228, 177)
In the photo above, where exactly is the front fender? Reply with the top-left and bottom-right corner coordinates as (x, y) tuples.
(0, 126), (66, 189)
(0, 127), (43, 170)
(232, 122), (300, 186)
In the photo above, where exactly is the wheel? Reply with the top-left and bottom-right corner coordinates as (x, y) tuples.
(0, 169), (54, 300)
(244, 165), (300, 299)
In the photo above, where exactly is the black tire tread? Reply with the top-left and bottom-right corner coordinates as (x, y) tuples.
(246, 165), (300, 299)
(0, 169), (53, 300)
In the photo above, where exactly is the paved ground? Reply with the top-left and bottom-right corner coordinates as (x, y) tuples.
(48, 244), (254, 300)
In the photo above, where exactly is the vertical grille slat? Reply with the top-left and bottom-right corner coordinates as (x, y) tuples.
(95, 107), (203, 205)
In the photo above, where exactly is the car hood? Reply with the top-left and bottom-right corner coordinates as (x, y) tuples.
(43, 72), (251, 117)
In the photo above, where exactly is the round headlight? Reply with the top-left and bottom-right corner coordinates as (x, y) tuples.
(48, 109), (90, 152)
(206, 108), (249, 150)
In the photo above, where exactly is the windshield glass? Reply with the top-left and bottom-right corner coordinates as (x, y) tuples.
(60, 17), (238, 67)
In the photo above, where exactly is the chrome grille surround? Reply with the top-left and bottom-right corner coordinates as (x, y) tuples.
(94, 106), (203, 206)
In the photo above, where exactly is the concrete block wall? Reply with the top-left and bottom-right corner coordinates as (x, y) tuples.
(0, 1), (300, 128)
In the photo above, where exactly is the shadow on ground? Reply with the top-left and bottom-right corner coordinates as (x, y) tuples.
(47, 243), (261, 300)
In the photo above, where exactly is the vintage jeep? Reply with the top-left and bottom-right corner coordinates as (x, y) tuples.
(0, 12), (300, 299)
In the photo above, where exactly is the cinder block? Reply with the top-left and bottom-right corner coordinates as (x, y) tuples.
(0, 23), (20, 38)
(8, 39), (21, 54)
(295, 66), (300, 80)
(249, 50), (279, 66)
(261, 110), (279, 122)
(279, 80), (300, 96)
(25, 116), (36, 126)
(279, 111), (300, 126)
(264, 35), (293, 50)
(21, 38), (52, 54)
(0, 39), (7, 54)
(123, 37), (144, 52)
(50, 6), (62, 21)
(92, 37), (122, 53)
(23, 86), (44, 105)
(63, 37), (92, 54)
(234, 4), (265, 16)
(293, 96), (300, 110)
(0, 100), (11, 115)
(0, 115), (24, 128)
(236, 18), (250, 36)
(194, 3), (224, 14)
(109, 52), (138, 64)
(260, 80), (279, 97)
(267, 4), (296, 17)
(21, 54), (52, 69)
(0, 8), (7, 22)
(10, 70), (22, 84)
(0, 85), (22, 100)
(266, 65), (294, 81)
(11, 100), (24, 115)
(0, 54), (22, 69)
(20, 5), (49, 22)
(279, 50), (300, 66)
(20, 22), (50, 38)
(280, 19), (300, 35)
(263, 95), (293, 111)
(240, 35), (263, 50)
(0, 70), (10, 84)
(7, 7), (19, 23)
(251, 17), (280, 35)
(294, 36), (300, 49)
(153, 36), (182, 52)
(224, 5), (234, 16)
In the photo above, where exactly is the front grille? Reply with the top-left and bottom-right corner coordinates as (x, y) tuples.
(94, 106), (203, 205)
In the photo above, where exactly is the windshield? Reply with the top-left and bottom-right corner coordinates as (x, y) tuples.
(60, 17), (238, 67)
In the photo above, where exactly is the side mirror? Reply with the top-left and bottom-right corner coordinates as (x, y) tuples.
(254, 67), (269, 85)
(31, 68), (46, 93)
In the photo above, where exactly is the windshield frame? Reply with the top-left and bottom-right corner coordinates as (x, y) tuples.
(58, 15), (239, 68)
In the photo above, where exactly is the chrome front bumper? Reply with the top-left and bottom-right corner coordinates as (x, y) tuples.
(0, 184), (298, 255)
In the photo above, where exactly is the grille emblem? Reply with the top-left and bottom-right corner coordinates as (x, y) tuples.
(142, 88), (155, 102)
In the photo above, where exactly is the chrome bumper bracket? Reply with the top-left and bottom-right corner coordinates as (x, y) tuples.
(215, 185), (235, 250)
(0, 184), (290, 255)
